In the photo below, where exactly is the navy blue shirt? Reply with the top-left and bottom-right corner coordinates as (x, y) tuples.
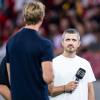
(0, 57), (10, 88)
(6, 28), (54, 100)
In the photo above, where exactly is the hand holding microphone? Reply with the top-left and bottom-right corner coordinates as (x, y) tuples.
(64, 68), (86, 93)
(64, 81), (78, 93)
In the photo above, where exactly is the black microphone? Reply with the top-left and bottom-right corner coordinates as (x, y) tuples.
(75, 68), (86, 82)
(69, 68), (86, 93)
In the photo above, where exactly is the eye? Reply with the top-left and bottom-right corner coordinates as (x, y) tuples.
(65, 39), (70, 41)
(72, 39), (77, 41)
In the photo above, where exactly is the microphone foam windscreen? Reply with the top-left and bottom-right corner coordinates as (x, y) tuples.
(75, 68), (86, 80)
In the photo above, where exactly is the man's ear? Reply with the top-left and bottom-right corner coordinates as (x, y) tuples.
(78, 41), (81, 47)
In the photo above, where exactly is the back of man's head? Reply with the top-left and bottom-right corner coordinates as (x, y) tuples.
(23, 1), (45, 25)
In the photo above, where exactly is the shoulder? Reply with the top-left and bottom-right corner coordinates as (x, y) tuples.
(76, 55), (90, 65)
(41, 37), (52, 44)
(40, 37), (53, 48)
(53, 55), (63, 62)
(6, 29), (23, 46)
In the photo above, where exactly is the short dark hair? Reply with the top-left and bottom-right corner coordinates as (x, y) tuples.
(62, 28), (80, 40)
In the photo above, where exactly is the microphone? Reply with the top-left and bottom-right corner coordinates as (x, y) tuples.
(69, 68), (86, 93)
(75, 68), (86, 82)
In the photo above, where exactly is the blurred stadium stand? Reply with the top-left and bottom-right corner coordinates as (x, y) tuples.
(0, 0), (100, 100)
(0, 0), (100, 79)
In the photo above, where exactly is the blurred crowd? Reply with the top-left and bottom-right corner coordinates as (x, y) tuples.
(0, 0), (100, 78)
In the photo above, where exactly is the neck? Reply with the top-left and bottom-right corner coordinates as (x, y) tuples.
(24, 23), (41, 31)
(62, 51), (76, 58)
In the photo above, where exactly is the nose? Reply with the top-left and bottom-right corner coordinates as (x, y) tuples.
(69, 40), (73, 44)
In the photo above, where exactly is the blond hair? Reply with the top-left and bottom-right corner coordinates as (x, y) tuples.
(23, 1), (45, 25)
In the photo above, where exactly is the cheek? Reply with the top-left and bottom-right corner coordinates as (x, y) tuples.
(63, 42), (68, 46)
(75, 41), (80, 46)
(73, 43), (79, 47)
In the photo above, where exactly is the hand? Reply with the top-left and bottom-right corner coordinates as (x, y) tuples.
(64, 81), (78, 92)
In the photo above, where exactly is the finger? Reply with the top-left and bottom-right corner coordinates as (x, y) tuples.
(75, 81), (79, 84)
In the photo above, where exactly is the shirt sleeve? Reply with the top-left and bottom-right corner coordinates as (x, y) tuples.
(40, 40), (54, 62)
(86, 62), (96, 83)
(0, 57), (10, 89)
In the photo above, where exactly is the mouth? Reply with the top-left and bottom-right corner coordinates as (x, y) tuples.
(68, 45), (74, 48)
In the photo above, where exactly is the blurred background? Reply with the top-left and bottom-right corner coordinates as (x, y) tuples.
(0, 0), (100, 100)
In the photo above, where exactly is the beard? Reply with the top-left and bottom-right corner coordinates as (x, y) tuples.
(67, 48), (75, 53)
(65, 45), (76, 53)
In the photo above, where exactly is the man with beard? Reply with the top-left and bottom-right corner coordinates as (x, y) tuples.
(48, 28), (96, 100)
